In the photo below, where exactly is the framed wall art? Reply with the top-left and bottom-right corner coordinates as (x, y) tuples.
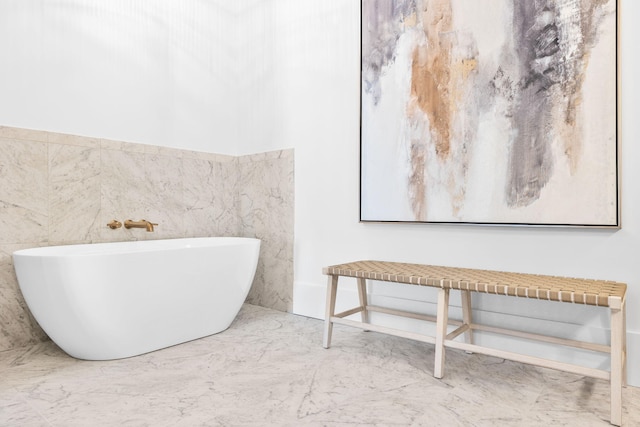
(360, 0), (619, 227)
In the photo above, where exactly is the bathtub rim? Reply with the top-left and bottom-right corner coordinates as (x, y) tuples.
(12, 236), (261, 257)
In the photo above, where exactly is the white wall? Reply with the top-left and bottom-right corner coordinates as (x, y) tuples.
(252, 0), (639, 386)
(0, 0), (240, 155)
(1, 0), (638, 385)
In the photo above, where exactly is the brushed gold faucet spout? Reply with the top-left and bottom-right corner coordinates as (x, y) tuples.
(124, 219), (158, 232)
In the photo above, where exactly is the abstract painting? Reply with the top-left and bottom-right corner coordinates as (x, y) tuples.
(360, 0), (619, 226)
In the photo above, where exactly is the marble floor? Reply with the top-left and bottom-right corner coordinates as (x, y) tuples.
(1, 304), (638, 427)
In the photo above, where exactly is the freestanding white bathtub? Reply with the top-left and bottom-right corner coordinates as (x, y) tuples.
(13, 237), (260, 360)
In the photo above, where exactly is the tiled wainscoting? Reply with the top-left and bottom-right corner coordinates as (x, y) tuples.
(0, 126), (293, 352)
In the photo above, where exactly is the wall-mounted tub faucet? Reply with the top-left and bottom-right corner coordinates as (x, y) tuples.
(124, 219), (158, 232)
(107, 220), (122, 229)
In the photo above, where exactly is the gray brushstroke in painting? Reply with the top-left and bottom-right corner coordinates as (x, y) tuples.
(504, 0), (609, 207)
(362, 0), (416, 105)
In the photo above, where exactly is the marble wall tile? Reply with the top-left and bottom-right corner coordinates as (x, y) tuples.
(184, 157), (239, 238)
(0, 126), (48, 143)
(101, 148), (188, 241)
(240, 150), (294, 312)
(142, 144), (185, 159)
(47, 132), (100, 148)
(0, 140), (48, 244)
(248, 236), (294, 312)
(0, 244), (48, 352)
(240, 151), (294, 238)
(183, 150), (235, 163)
(49, 144), (102, 243)
(99, 148), (148, 242)
(100, 139), (147, 153)
(143, 153), (185, 240)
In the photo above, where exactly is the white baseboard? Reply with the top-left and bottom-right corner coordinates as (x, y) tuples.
(293, 280), (640, 387)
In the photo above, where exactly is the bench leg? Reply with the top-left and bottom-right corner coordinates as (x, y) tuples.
(434, 288), (450, 379)
(461, 290), (474, 348)
(623, 300), (627, 387)
(357, 277), (369, 327)
(323, 275), (338, 349)
(610, 302), (624, 426)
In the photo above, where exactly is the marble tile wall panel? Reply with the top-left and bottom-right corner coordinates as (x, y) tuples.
(0, 244), (48, 351)
(0, 126), (49, 143)
(0, 126), (294, 352)
(49, 143), (102, 243)
(184, 156), (240, 238)
(0, 139), (48, 244)
(99, 147), (149, 242)
(239, 149), (294, 312)
(47, 132), (101, 148)
(100, 139), (146, 153)
(142, 153), (185, 240)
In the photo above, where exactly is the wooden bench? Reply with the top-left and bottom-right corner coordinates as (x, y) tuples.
(322, 260), (627, 426)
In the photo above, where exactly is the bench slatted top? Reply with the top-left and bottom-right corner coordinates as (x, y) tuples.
(323, 261), (626, 308)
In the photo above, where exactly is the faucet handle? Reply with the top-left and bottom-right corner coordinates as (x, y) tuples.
(107, 220), (122, 229)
